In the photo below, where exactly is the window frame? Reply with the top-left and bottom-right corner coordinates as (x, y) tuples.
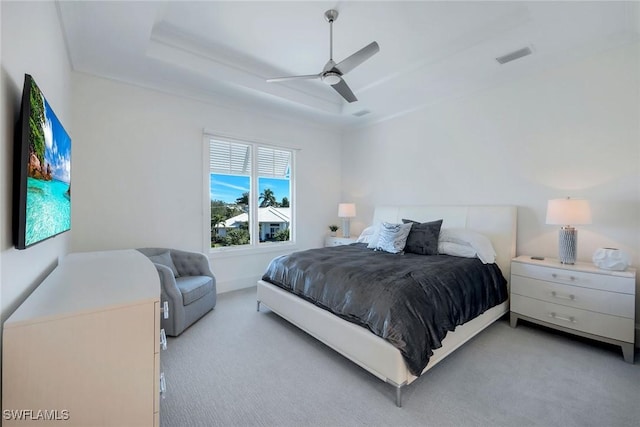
(203, 132), (297, 255)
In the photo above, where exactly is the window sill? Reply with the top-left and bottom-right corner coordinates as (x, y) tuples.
(208, 242), (299, 259)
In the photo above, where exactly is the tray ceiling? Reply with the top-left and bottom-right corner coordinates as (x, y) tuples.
(58, 1), (639, 129)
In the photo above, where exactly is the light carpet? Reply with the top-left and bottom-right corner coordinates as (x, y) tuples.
(160, 287), (639, 427)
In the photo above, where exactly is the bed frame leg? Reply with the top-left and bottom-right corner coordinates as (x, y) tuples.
(257, 300), (261, 312)
(386, 380), (405, 407)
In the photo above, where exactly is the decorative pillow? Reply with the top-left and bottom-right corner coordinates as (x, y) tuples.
(375, 222), (413, 254)
(147, 251), (180, 277)
(439, 228), (496, 264)
(356, 225), (376, 244)
(366, 222), (382, 249)
(438, 242), (478, 259)
(401, 219), (443, 255)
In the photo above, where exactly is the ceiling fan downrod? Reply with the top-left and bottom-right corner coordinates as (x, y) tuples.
(325, 9), (338, 61)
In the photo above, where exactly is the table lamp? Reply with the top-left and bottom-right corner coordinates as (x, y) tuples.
(546, 197), (591, 264)
(338, 203), (356, 238)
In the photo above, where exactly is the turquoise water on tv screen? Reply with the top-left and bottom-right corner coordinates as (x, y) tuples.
(25, 177), (71, 246)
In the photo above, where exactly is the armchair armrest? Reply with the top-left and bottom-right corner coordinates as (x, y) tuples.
(153, 263), (183, 303)
(153, 263), (186, 335)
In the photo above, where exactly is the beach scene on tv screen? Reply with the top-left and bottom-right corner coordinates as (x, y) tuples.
(25, 78), (71, 246)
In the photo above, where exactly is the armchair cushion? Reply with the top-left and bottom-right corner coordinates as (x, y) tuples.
(176, 276), (214, 306)
(147, 251), (179, 277)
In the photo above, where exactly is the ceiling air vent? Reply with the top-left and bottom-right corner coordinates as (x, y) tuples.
(496, 46), (532, 65)
(353, 109), (371, 117)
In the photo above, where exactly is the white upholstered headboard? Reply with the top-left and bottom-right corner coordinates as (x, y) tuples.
(372, 205), (517, 285)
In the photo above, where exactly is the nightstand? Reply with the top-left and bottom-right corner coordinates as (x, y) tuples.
(510, 255), (636, 363)
(325, 236), (357, 247)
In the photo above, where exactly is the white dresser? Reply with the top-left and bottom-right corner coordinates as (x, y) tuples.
(510, 255), (636, 363)
(2, 250), (164, 426)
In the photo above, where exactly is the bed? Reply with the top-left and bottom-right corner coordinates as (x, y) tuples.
(256, 205), (517, 406)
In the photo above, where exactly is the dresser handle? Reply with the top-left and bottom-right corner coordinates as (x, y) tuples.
(548, 312), (575, 323)
(551, 273), (577, 282)
(550, 291), (575, 301)
(160, 328), (167, 351)
(159, 372), (167, 398)
(161, 301), (169, 320)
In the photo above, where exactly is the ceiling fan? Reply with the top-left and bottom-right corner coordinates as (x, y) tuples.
(267, 9), (379, 103)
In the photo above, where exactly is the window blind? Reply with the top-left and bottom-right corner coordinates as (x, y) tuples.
(209, 139), (251, 175)
(257, 147), (291, 179)
(209, 138), (291, 179)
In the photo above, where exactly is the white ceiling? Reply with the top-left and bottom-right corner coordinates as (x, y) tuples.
(58, 1), (639, 129)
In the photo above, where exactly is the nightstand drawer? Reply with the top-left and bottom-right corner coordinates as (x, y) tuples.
(511, 262), (634, 294)
(511, 294), (635, 343)
(511, 276), (634, 318)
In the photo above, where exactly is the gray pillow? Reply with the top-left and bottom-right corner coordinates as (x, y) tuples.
(375, 222), (413, 254)
(401, 219), (443, 255)
(147, 251), (180, 277)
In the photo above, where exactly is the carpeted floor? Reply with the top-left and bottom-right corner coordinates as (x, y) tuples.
(160, 287), (640, 427)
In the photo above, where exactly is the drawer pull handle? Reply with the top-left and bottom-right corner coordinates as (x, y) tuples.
(160, 372), (167, 398)
(160, 328), (167, 351)
(550, 291), (575, 301)
(551, 273), (577, 282)
(161, 301), (169, 320)
(548, 312), (575, 323)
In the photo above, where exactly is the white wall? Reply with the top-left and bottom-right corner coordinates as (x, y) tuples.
(70, 73), (342, 292)
(342, 42), (640, 322)
(0, 2), (72, 321)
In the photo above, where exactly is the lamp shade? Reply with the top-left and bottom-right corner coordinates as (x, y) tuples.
(546, 198), (592, 225)
(338, 203), (356, 218)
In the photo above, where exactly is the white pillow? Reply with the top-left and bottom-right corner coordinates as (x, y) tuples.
(438, 242), (478, 259)
(356, 225), (376, 244)
(439, 228), (496, 264)
(375, 222), (413, 254)
(366, 222), (382, 249)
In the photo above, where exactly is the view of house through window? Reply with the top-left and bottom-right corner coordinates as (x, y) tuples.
(208, 137), (293, 248)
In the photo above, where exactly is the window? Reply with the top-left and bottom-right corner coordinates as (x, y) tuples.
(207, 135), (294, 249)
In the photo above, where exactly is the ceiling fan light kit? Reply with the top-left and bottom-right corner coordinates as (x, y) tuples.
(322, 72), (341, 86)
(267, 9), (379, 103)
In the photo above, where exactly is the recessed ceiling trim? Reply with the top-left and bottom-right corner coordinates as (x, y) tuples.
(146, 36), (342, 115)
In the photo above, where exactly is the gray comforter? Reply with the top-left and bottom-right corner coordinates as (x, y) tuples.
(261, 243), (507, 376)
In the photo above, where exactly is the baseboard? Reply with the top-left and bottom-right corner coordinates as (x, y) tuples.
(216, 276), (259, 294)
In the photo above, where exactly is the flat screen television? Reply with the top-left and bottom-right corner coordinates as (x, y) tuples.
(13, 74), (71, 249)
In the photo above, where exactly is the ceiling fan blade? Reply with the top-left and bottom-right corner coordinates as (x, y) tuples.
(335, 41), (379, 75)
(331, 78), (357, 103)
(266, 74), (321, 83)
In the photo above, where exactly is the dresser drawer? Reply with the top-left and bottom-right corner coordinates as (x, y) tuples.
(512, 262), (635, 294)
(511, 276), (635, 318)
(511, 294), (635, 343)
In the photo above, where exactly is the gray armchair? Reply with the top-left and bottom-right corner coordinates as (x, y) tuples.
(137, 248), (216, 336)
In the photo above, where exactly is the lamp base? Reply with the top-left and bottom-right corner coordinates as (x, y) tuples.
(558, 227), (577, 264)
(342, 218), (351, 238)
